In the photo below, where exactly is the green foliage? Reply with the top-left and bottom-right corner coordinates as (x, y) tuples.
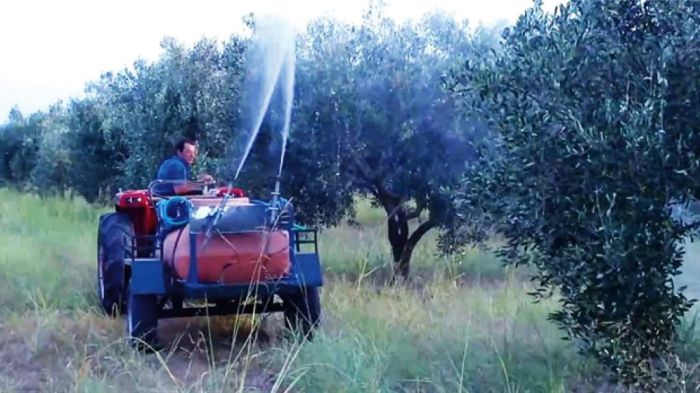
(0, 109), (44, 187)
(29, 104), (72, 195)
(283, 10), (498, 277)
(61, 98), (127, 202)
(89, 37), (248, 190)
(292, 10), (484, 220)
(450, 0), (700, 386)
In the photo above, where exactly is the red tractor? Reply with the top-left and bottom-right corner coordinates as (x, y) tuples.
(97, 180), (323, 349)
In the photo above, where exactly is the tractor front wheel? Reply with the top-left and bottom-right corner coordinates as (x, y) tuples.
(97, 212), (133, 316)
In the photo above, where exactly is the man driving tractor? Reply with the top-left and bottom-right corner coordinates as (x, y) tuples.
(154, 137), (215, 195)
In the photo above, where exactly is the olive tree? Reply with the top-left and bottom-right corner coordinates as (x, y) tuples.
(285, 11), (493, 280)
(449, 0), (700, 386)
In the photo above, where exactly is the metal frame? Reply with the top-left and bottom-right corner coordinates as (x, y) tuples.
(293, 228), (318, 253)
(126, 196), (323, 320)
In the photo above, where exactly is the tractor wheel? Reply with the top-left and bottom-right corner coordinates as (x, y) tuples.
(282, 286), (321, 339)
(126, 280), (160, 351)
(97, 212), (133, 316)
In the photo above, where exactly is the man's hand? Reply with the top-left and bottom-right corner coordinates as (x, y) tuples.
(198, 173), (216, 185)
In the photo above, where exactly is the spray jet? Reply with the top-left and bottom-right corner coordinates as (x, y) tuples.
(232, 14), (296, 227)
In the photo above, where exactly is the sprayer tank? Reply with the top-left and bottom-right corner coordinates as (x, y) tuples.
(162, 197), (291, 284)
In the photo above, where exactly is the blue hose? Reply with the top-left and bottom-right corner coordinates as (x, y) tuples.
(157, 197), (192, 228)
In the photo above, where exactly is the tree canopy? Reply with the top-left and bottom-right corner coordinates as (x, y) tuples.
(449, 0), (700, 386)
(283, 11), (495, 279)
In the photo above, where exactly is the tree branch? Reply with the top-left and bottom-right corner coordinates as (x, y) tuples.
(393, 218), (438, 281)
(403, 219), (438, 260)
(350, 150), (379, 184)
(349, 145), (404, 201)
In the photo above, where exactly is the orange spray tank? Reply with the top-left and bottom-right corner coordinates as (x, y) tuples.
(161, 197), (291, 284)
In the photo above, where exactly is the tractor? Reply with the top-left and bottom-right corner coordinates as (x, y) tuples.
(96, 180), (323, 349)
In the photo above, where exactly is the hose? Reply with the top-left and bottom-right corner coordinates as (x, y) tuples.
(157, 196), (192, 228)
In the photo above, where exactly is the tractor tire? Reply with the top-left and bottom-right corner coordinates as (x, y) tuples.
(126, 280), (160, 351)
(97, 212), (134, 316)
(282, 286), (321, 339)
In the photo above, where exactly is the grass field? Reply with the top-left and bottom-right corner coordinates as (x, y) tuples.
(1, 188), (699, 392)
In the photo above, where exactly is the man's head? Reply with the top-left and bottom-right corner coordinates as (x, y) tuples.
(175, 137), (197, 166)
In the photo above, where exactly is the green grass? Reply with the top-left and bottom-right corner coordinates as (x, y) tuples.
(319, 197), (509, 283)
(0, 189), (110, 311)
(271, 278), (598, 392)
(0, 188), (698, 392)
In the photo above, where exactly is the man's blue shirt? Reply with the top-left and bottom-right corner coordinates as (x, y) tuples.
(156, 155), (191, 181)
(154, 155), (191, 194)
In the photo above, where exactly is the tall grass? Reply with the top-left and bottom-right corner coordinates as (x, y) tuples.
(1, 188), (699, 392)
(319, 198), (508, 284)
(0, 189), (109, 311)
(270, 278), (600, 392)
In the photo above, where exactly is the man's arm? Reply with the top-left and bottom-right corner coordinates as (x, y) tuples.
(173, 182), (203, 195)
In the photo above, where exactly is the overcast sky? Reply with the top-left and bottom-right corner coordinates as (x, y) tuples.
(0, 0), (560, 122)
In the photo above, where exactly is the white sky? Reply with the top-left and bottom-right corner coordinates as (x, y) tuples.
(0, 0), (560, 122)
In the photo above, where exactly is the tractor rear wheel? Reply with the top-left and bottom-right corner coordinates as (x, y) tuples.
(282, 286), (321, 339)
(97, 212), (134, 316)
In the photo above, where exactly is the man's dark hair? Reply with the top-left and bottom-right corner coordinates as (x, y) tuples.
(175, 137), (196, 153)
